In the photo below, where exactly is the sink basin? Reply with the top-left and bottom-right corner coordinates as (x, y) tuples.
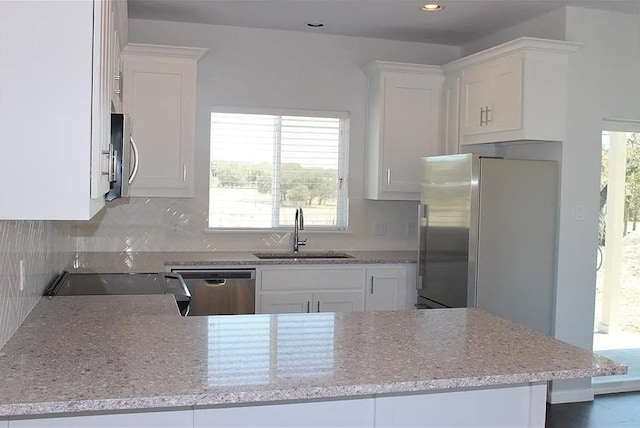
(253, 252), (354, 260)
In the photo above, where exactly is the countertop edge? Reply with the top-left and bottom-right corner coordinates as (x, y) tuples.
(67, 251), (417, 274)
(0, 368), (625, 418)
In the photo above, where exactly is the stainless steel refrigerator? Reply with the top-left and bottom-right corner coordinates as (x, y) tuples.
(417, 153), (558, 335)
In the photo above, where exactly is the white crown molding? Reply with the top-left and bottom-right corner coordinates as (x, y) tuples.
(363, 60), (443, 77)
(442, 37), (582, 73)
(121, 43), (208, 61)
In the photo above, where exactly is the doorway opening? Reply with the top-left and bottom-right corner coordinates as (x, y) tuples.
(593, 122), (640, 394)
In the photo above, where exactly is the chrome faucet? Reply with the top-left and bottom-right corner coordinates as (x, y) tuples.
(293, 206), (307, 253)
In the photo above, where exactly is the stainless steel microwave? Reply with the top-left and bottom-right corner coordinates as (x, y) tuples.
(106, 113), (139, 201)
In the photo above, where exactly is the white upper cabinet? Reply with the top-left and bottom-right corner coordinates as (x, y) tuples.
(0, 0), (124, 220)
(121, 44), (207, 198)
(445, 37), (580, 145)
(363, 62), (443, 201)
(109, 0), (128, 113)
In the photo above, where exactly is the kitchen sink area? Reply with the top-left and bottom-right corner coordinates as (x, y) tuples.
(253, 251), (354, 260)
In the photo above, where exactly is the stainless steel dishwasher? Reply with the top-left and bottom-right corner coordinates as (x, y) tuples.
(171, 269), (256, 316)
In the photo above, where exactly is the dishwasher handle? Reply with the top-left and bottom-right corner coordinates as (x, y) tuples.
(172, 269), (256, 281)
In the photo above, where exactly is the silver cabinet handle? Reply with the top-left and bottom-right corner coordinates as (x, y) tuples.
(485, 107), (492, 124)
(113, 73), (122, 95)
(417, 203), (428, 290)
(370, 276), (374, 294)
(317, 301), (320, 312)
(129, 136), (140, 184)
(101, 144), (115, 182)
(307, 301), (310, 313)
(111, 149), (118, 183)
(183, 164), (187, 182)
(387, 168), (391, 187)
(479, 107), (483, 126)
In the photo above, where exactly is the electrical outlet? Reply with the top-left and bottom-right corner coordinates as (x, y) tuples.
(19, 259), (25, 292)
(374, 221), (387, 237)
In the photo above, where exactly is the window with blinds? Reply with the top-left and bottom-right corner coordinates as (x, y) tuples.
(209, 110), (348, 229)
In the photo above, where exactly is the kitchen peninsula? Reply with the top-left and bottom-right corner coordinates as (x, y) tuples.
(0, 294), (626, 428)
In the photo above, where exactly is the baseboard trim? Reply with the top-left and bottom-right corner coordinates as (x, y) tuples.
(593, 380), (640, 395)
(548, 387), (594, 404)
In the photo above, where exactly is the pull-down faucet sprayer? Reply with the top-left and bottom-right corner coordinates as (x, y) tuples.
(293, 206), (307, 253)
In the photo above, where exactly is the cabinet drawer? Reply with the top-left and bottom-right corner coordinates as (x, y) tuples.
(260, 268), (365, 291)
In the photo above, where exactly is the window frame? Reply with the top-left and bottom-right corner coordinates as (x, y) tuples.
(206, 106), (350, 232)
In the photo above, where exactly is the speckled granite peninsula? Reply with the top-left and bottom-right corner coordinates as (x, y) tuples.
(0, 295), (626, 426)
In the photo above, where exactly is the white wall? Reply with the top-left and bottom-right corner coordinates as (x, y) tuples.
(73, 20), (460, 252)
(461, 6), (640, 402)
(0, 221), (70, 348)
(461, 8), (567, 56)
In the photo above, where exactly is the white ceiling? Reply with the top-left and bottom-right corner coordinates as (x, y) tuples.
(128, 0), (640, 46)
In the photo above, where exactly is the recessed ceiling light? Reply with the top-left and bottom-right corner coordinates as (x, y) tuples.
(421, 4), (443, 12)
(306, 22), (325, 28)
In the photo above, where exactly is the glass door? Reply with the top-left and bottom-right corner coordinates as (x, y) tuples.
(594, 123), (640, 394)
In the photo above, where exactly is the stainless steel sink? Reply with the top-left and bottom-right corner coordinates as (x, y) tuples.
(253, 251), (354, 260)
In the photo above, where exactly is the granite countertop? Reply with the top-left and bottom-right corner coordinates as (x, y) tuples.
(0, 295), (626, 418)
(66, 250), (417, 273)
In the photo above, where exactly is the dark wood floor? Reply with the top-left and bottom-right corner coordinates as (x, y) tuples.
(546, 391), (640, 427)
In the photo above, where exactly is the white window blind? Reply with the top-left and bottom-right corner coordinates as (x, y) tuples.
(209, 111), (348, 229)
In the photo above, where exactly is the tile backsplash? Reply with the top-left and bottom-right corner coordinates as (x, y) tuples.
(0, 220), (69, 348)
(72, 197), (418, 252)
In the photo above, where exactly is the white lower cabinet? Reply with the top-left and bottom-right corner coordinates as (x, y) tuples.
(260, 292), (313, 314)
(374, 383), (546, 428)
(313, 291), (363, 313)
(8, 410), (192, 428)
(260, 291), (364, 314)
(365, 267), (408, 311)
(194, 399), (375, 428)
(4, 383), (546, 428)
(257, 264), (415, 314)
(257, 266), (366, 314)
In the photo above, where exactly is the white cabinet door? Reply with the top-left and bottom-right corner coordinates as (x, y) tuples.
(260, 292), (313, 314)
(460, 64), (492, 137)
(121, 44), (206, 197)
(364, 62), (443, 201)
(9, 411), (192, 428)
(0, 0), (113, 220)
(455, 38), (579, 145)
(259, 266), (365, 291)
(109, 0), (126, 112)
(460, 54), (522, 138)
(313, 291), (364, 313)
(381, 73), (440, 194)
(194, 398), (374, 428)
(489, 55), (523, 134)
(374, 384), (546, 428)
(364, 267), (407, 311)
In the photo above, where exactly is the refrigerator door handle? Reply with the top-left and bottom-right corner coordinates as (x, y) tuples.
(417, 203), (428, 290)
